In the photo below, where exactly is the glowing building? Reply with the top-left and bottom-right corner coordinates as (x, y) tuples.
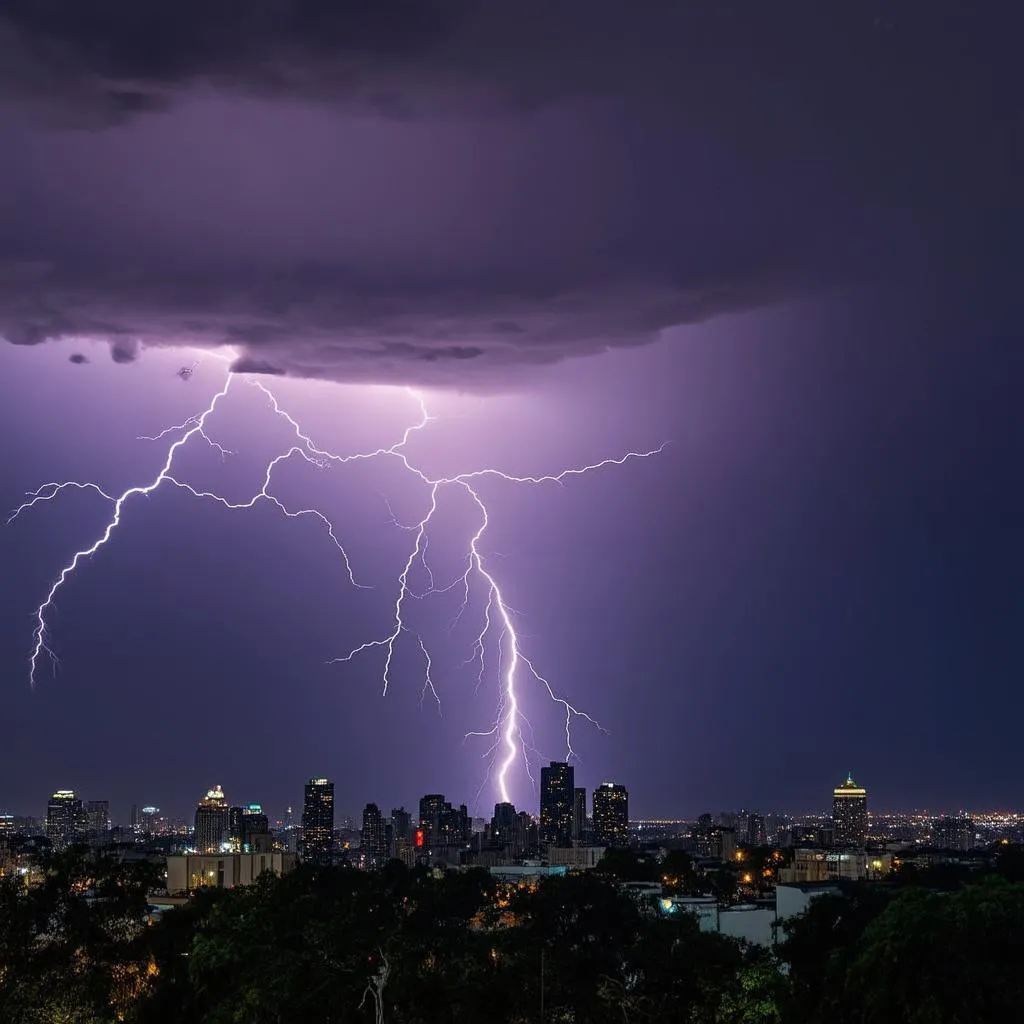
(593, 782), (629, 848)
(540, 762), (575, 848)
(302, 778), (335, 864)
(167, 851), (298, 893)
(832, 773), (868, 848)
(194, 785), (230, 854)
(46, 790), (83, 849)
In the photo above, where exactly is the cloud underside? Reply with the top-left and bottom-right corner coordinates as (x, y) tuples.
(0, 2), (1012, 386)
(0, 270), (782, 387)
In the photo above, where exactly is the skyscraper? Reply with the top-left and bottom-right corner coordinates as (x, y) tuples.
(592, 782), (629, 848)
(832, 772), (868, 848)
(572, 787), (587, 844)
(361, 803), (386, 859)
(46, 790), (83, 849)
(85, 800), (110, 844)
(539, 762), (574, 847)
(194, 785), (230, 854)
(302, 777), (335, 864)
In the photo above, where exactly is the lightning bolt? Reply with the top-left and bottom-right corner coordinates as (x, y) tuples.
(12, 364), (664, 804)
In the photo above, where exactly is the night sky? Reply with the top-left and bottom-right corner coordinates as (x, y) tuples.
(1, 2), (1021, 822)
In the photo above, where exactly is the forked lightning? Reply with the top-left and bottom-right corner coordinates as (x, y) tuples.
(11, 369), (663, 802)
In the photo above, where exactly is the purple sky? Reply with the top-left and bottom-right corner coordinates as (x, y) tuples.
(0, 1), (1021, 821)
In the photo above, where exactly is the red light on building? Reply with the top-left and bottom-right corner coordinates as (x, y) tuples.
(414, 829), (425, 849)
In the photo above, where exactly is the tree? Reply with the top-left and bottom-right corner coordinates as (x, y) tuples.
(595, 849), (659, 883)
(713, 953), (786, 1024)
(658, 851), (701, 895)
(776, 883), (892, 1023)
(844, 877), (1024, 1023)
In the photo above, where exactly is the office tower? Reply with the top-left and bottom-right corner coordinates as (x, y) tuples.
(491, 802), (518, 847)
(194, 786), (230, 854)
(229, 805), (269, 852)
(390, 807), (412, 843)
(138, 806), (161, 836)
(361, 803), (386, 859)
(85, 800), (110, 843)
(515, 811), (539, 857)
(418, 794), (447, 846)
(572, 788), (587, 844)
(47, 790), (83, 849)
(302, 777), (335, 864)
(832, 772), (869, 848)
(592, 782), (629, 848)
(418, 794), (469, 849)
(539, 762), (574, 848)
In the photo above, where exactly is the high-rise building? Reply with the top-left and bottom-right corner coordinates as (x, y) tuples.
(361, 803), (386, 859)
(302, 778), (335, 864)
(539, 762), (574, 848)
(135, 806), (161, 836)
(418, 794), (469, 849)
(229, 805), (269, 852)
(390, 807), (412, 843)
(491, 802), (518, 848)
(832, 773), (868, 848)
(745, 812), (766, 847)
(515, 811), (540, 858)
(194, 786), (230, 854)
(694, 819), (737, 861)
(47, 790), (83, 849)
(572, 788), (587, 844)
(85, 800), (110, 844)
(592, 782), (629, 848)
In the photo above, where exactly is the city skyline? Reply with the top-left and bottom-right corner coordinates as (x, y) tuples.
(3, 770), (1017, 828)
(1, 6), (1020, 815)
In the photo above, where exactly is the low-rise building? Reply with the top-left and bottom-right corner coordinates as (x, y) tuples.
(775, 882), (842, 921)
(166, 851), (297, 894)
(546, 846), (606, 870)
(778, 848), (892, 884)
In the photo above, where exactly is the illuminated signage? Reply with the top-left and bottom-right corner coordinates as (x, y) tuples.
(415, 829), (425, 849)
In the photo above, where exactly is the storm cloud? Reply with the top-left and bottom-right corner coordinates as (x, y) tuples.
(0, 0), (1017, 386)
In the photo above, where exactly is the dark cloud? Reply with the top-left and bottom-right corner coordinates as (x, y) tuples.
(0, 1), (1018, 386)
(0, 261), (785, 386)
(68, 352), (87, 364)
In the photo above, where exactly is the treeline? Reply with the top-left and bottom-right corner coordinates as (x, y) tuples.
(2, 847), (1024, 1022)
